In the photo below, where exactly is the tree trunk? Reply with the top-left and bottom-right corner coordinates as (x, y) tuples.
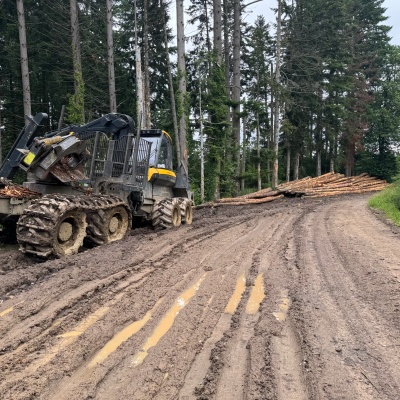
(223, 0), (230, 104)
(199, 81), (204, 203)
(16, 0), (31, 121)
(143, 0), (151, 127)
(232, 0), (241, 193)
(134, 0), (143, 128)
(345, 141), (355, 177)
(294, 151), (300, 181)
(316, 137), (322, 176)
(70, 0), (84, 122)
(256, 113), (261, 191)
(315, 90), (323, 176)
(329, 138), (335, 172)
(268, 63), (274, 187)
(240, 115), (246, 192)
(176, 0), (187, 167)
(215, 158), (221, 200)
(0, 98), (2, 165)
(106, 0), (117, 113)
(161, 0), (180, 162)
(213, 0), (222, 63)
(222, 0), (230, 199)
(272, 0), (282, 188)
(286, 147), (291, 183)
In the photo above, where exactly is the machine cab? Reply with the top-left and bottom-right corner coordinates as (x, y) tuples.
(140, 129), (176, 187)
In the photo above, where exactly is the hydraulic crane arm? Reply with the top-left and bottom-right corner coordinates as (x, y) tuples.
(0, 113), (135, 181)
(0, 113), (48, 180)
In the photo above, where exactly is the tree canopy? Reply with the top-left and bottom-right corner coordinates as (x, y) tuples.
(1, 0), (399, 201)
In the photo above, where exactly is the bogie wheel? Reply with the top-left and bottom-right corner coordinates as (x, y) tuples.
(180, 198), (193, 225)
(105, 206), (130, 242)
(152, 198), (182, 229)
(171, 202), (182, 227)
(53, 210), (87, 257)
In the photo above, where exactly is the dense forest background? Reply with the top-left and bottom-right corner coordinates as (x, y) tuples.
(1, 0), (400, 203)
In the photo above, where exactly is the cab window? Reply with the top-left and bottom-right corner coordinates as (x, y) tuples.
(157, 136), (172, 169)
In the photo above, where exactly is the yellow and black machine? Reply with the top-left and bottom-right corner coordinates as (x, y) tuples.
(0, 112), (193, 257)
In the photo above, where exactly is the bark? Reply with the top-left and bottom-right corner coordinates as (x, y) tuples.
(106, 0), (117, 113)
(294, 151), (300, 181)
(345, 141), (355, 177)
(286, 147), (291, 183)
(316, 139), (322, 176)
(161, 0), (180, 162)
(143, 0), (151, 127)
(176, 0), (187, 167)
(240, 115), (246, 192)
(215, 159), (221, 200)
(222, 0), (231, 197)
(256, 113), (261, 191)
(232, 0), (241, 193)
(16, 0), (31, 120)
(0, 98), (2, 165)
(199, 81), (204, 203)
(329, 138), (335, 173)
(315, 90), (323, 176)
(272, 0), (282, 188)
(268, 64), (274, 186)
(223, 0), (230, 103)
(70, 0), (84, 122)
(213, 0), (222, 63)
(134, 1), (143, 127)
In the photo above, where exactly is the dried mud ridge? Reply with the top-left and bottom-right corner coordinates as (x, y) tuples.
(0, 195), (399, 400)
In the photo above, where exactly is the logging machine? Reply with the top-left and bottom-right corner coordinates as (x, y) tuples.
(0, 112), (193, 257)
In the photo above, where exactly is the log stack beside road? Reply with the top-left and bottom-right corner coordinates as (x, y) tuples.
(197, 172), (389, 208)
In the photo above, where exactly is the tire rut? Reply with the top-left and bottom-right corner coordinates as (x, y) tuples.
(2, 196), (399, 400)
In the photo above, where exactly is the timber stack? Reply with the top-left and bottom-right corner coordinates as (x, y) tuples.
(197, 172), (389, 208)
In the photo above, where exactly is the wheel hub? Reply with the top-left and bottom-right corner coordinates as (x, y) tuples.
(109, 216), (119, 233)
(58, 221), (73, 242)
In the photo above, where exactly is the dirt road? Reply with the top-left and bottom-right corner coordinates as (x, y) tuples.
(1, 195), (399, 400)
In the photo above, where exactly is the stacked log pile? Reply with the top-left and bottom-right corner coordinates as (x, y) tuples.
(197, 172), (389, 208)
(277, 172), (389, 197)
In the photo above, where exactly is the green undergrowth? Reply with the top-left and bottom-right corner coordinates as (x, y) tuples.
(368, 180), (400, 226)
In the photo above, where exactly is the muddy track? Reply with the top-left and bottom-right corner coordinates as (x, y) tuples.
(0, 195), (399, 400)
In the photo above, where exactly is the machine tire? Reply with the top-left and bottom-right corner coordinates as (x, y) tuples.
(152, 198), (182, 229)
(52, 209), (87, 257)
(85, 195), (132, 246)
(17, 195), (87, 258)
(85, 209), (108, 246)
(180, 198), (193, 225)
(104, 205), (130, 242)
(17, 193), (130, 258)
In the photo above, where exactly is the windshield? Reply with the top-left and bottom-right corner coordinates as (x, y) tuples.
(143, 137), (159, 166)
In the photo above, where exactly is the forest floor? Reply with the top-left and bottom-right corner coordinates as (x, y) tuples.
(0, 194), (399, 400)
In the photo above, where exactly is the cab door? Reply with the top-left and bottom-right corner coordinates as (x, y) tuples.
(148, 132), (176, 187)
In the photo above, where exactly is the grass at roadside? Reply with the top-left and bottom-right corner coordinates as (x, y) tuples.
(368, 180), (400, 226)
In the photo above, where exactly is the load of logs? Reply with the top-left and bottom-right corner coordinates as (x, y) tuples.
(197, 172), (389, 208)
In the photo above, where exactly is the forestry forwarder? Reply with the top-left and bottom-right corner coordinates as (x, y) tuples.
(0, 112), (193, 258)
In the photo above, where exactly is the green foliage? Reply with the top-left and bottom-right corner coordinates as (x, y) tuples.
(66, 68), (85, 124)
(1, 0), (400, 197)
(369, 180), (400, 226)
(356, 151), (399, 182)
